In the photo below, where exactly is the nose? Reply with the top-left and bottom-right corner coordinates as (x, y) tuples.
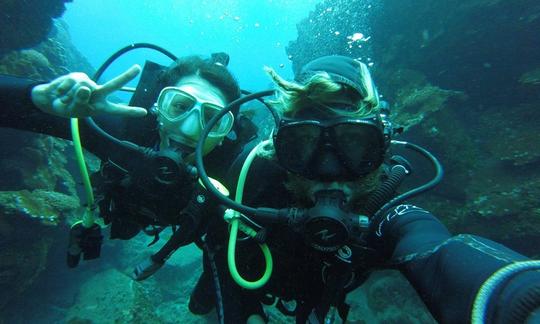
(178, 109), (202, 140)
(311, 145), (343, 181)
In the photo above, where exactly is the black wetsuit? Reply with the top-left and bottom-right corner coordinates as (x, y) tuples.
(194, 154), (540, 324)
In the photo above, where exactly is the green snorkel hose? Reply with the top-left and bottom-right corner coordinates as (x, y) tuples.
(67, 118), (103, 268)
(225, 139), (273, 289)
(70, 118), (96, 227)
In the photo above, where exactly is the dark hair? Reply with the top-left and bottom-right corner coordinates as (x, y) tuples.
(157, 55), (241, 104)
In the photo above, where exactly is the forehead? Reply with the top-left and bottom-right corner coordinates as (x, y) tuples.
(174, 75), (226, 106)
(293, 100), (358, 120)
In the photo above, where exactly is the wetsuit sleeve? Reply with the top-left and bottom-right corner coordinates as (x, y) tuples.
(0, 74), (121, 161)
(370, 204), (540, 323)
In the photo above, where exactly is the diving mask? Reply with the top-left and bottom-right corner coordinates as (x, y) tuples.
(157, 87), (234, 138)
(273, 116), (387, 181)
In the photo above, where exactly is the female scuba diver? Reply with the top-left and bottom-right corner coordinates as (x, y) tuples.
(0, 52), (259, 280)
(190, 55), (540, 323)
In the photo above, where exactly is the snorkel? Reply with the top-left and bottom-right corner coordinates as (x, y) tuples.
(195, 91), (444, 289)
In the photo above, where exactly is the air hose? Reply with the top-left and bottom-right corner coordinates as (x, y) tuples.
(362, 163), (409, 217)
(226, 139), (273, 289)
(472, 260), (540, 324)
(372, 140), (443, 220)
(70, 118), (96, 228)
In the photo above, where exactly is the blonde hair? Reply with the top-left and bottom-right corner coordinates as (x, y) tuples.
(264, 63), (380, 118)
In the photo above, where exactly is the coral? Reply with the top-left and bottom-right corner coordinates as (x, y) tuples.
(0, 21), (93, 80)
(0, 131), (78, 196)
(0, 189), (79, 225)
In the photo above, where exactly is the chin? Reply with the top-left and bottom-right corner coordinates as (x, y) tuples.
(285, 169), (382, 207)
(160, 135), (222, 157)
(161, 137), (196, 154)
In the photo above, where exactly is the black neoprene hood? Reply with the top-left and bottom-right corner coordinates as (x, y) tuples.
(296, 55), (367, 98)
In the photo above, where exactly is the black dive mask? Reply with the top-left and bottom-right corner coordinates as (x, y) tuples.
(274, 116), (387, 181)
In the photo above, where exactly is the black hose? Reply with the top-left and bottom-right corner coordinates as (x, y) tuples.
(84, 117), (157, 157)
(204, 240), (225, 324)
(93, 43), (178, 82)
(196, 90), (276, 217)
(240, 89), (279, 128)
(372, 140), (444, 219)
(363, 164), (408, 216)
(83, 43), (178, 155)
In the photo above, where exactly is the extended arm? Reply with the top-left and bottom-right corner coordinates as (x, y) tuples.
(0, 67), (147, 161)
(371, 204), (540, 323)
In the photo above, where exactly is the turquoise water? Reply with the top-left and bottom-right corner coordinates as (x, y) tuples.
(62, 0), (324, 91)
(2, 1), (539, 323)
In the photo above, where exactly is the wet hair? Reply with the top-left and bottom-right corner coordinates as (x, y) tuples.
(157, 55), (241, 104)
(264, 65), (379, 118)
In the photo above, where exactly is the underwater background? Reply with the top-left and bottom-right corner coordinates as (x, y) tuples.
(0, 0), (539, 323)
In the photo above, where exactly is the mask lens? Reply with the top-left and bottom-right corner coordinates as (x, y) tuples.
(202, 103), (233, 136)
(333, 123), (384, 174)
(159, 89), (196, 120)
(275, 124), (321, 174)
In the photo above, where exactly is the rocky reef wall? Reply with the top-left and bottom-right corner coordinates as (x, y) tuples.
(0, 19), (94, 314)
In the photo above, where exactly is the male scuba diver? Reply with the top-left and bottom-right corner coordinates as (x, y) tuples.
(0, 52), (258, 279)
(189, 55), (540, 323)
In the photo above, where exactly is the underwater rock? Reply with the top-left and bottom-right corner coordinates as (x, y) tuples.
(65, 269), (162, 323)
(64, 247), (211, 324)
(477, 103), (540, 167)
(363, 271), (435, 323)
(0, 188), (79, 310)
(0, 0), (73, 54)
(0, 231), (54, 311)
(519, 67), (540, 86)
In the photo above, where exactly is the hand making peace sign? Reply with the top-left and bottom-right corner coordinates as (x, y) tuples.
(31, 64), (147, 118)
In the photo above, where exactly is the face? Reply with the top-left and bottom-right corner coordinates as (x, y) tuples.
(279, 96), (383, 205)
(157, 75), (231, 160)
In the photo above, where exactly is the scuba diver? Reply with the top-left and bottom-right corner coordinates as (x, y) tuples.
(0, 49), (259, 280)
(190, 55), (540, 323)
